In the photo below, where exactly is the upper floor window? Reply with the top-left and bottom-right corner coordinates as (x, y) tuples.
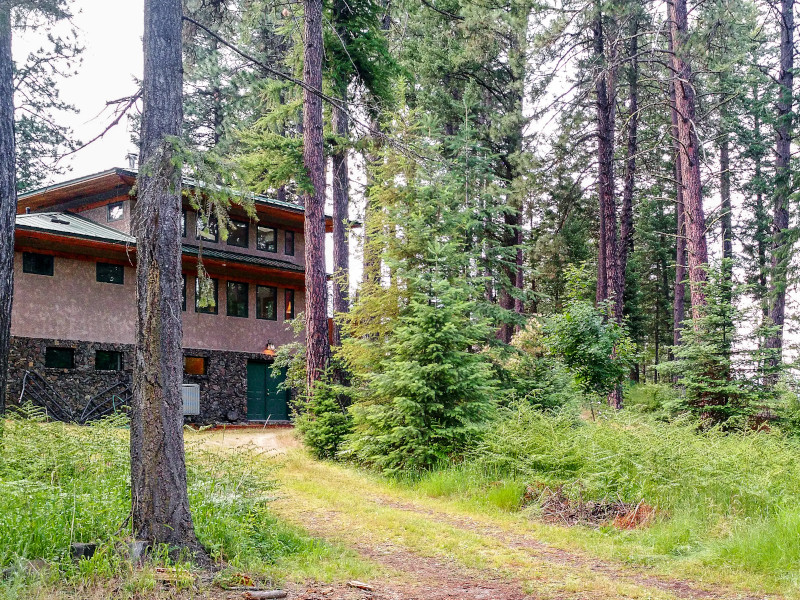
(285, 230), (295, 256)
(227, 281), (249, 318)
(45, 347), (74, 369)
(22, 252), (54, 276)
(96, 262), (124, 285)
(285, 289), (295, 320)
(181, 209), (187, 237)
(196, 213), (219, 243)
(195, 277), (218, 314)
(181, 274), (186, 311)
(256, 285), (277, 320)
(257, 226), (277, 253)
(107, 202), (124, 222)
(227, 220), (249, 248)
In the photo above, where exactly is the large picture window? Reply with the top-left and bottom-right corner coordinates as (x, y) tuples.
(96, 262), (124, 284)
(256, 285), (277, 320)
(195, 277), (218, 314)
(257, 226), (277, 252)
(227, 281), (249, 318)
(22, 252), (54, 276)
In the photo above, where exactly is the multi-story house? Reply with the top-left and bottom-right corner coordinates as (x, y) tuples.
(7, 167), (328, 424)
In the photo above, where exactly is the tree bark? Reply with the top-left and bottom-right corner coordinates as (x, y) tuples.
(619, 10), (638, 301)
(765, 0), (794, 380)
(593, 4), (621, 322)
(131, 0), (198, 549)
(667, 0), (708, 322)
(669, 56), (686, 352)
(330, 92), (349, 347)
(303, 0), (330, 386)
(0, 1), (15, 416)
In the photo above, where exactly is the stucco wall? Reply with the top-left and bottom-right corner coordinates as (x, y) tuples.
(11, 252), (303, 354)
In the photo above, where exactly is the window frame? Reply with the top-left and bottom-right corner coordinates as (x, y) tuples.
(257, 225), (278, 253)
(22, 252), (54, 276)
(184, 356), (208, 376)
(285, 230), (295, 256)
(256, 285), (278, 321)
(227, 219), (250, 248)
(195, 213), (219, 243)
(107, 201), (124, 222)
(95, 350), (123, 371)
(284, 288), (295, 321)
(195, 277), (218, 314)
(96, 262), (125, 285)
(45, 347), (75, 369)
(226, 280), (249, 318)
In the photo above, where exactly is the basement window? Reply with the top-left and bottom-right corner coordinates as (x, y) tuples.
(184, 356), (207, 376)
(96, 262), (124, 284)
(107, 202), (124, 222)
(45, 347), (74, 369)
(22, 252), (54, 276)
(95, 350), (123, 371)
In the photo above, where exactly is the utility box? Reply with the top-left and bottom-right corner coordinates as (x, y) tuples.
(182, 384), (200, 416)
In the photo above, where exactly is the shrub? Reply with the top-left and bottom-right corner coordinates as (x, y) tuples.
(294, 378), (353, 460)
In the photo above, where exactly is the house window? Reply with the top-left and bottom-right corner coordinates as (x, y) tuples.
(285, 230), (295, 256)
(22, 252), (54, 276)
(256, 285), (277, 320)
(184, 356), (207, 376)
(227, 281), (249, 318)
(107, 202), (124, 222)
(257, 226), (277, 252)
(181, 275), (186, 311)
(96, 262), (124, 284)
(181, 209), (187, 237)
(227, 220), (249, 248)
(95, 350), (123, 371)
(195, 277), (218, 314)
(285, 289), (295, 320)
(196, 213), (219, 243)
(45, 347), (74, 369)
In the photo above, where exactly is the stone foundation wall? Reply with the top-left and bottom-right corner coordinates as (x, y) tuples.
(5, 336), (274, 425)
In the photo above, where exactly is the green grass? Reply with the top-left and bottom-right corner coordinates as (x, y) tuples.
(0, 410), (374, 599)
(399, 401), (800, 586)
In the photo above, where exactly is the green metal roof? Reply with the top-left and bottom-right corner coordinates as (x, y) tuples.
(16, 211), (136, 245)
(181, 245), (305, 273)
(16, 212), (306, 275)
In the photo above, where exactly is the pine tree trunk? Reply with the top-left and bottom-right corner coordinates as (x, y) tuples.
(669, 64), (686, 352)
(619, 11), (638, 300)
(667, 0), (708, 322)
(0, 2), (15, 416)
(593, 5), (621, 321)
(303, 0), (330, 386)
(765, 0), (794, 380)
(331, 94), (349, 347)
(131, 0), (198, 549)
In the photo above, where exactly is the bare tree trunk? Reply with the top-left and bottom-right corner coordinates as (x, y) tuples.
(765, 0), (794, 381)
(0, 2), (15, 416)
(131, 0), (198, 549)
(619, 10), (638, 298)
(669, 64), (686, 353)
(303, 0), (330, 387)
(668, 0), (708, 321)
(330, 87), (349, 347)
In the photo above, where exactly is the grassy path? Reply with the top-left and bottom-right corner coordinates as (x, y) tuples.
(247, 439), (780, 600)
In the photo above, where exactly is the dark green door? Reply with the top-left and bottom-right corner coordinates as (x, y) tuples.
(246, 361), (289, 421)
